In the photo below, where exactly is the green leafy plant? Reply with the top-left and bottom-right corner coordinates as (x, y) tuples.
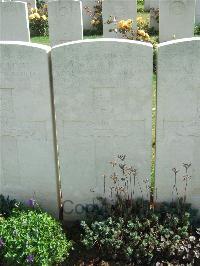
(137, 0), (144, 13)
(81, 210), (200, 265)
(29, 5), (48, 37)
(0, 195), (24, 219)
(195, 24), (200, 36)
(0, 210), (72, 265)
(81, 155), (200, 265)
(36, 0), (45, 9)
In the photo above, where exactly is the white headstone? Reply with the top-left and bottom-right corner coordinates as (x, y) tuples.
(0, 2), (30, 42)
(51, 39), (153, 220)
(102, 0), (137, 38)
(156, 38), (200, 212)
(0, 42), (59, 217)
(196, 0), (200, 25)
(144, 0), (150, 11)
(9, 0), (36, 8)
(159, 0), (196, 43)
(48, 0), (83, 46)
(150, 0), (159, 9)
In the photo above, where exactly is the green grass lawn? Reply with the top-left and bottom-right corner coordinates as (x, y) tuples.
(31, 35), (103, 45)
(31, 36), (50, 45)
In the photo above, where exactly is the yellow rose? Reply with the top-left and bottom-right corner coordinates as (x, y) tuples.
(144, 33), (150, 41)
(34, 13), (40, 19)
(42, 15), (47, 21)
(29, 14), (35, 20)
(117, 20), (125, 29)
(127, 19), (133, 25)
(138, 29), (146, 37)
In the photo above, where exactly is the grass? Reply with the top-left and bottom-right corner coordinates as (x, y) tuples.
(31, 36), (50, 45)
(31, 35), (103, 45)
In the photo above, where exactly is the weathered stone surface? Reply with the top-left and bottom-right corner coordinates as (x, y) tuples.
(159, 0), (195, 42)
(156, 38), (200, 212)
(144, 0), (150, 11)
(51, 39), (153, 220)
(10, 0), (36, 8)
(0, 42), (59, 217)
(102, 0), (137, 38)
(0, 2), (30, 42)
(48, 0), (83, 46)
(150, 0), (159, 9)
(82, 0), (95, 30)
(196, 0), (200, 25)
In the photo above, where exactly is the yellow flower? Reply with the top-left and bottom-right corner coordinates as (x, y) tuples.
(41, 15), (47, 21)
(34, 13), (40, 19)
(29, 14), (35, 20)
(30, 8), (34, 13)
(137, 16), (143, 22)
(138, 29), (146, 37)
(144, 33), (150, 41)
(117, 20), (126, 29)
(91, 19), (96, 25)
(127, 19), (133, 25)
(117, 19), (132, 31)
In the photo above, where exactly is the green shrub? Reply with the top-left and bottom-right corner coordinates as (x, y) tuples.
(81, 155), (200, 265)
(0, 210), (72, 265)
(36, 0), (45, 9)
(195, 24), (200, 36)
(137, 0), (144, 13)
(29, 5), (48, 37)
(81, 211), (200, 265)
(0, 195), (19, 218)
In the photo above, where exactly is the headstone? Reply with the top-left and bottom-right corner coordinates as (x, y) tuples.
(150, 0), (159, 9)
(0, 2), (30, 42)
(196, 0), (200, 25)
(159, 0), (196, 42)
(102, 0), (137, 38)
(144, 0), (150, 11)
(48, 0), (83, 46)
(51, 39), (153, 220)
(0, 42), (59, 217)
(9, 0), (36, 8)
(156, 38), (200, 212)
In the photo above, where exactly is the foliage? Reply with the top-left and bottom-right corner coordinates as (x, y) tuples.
(0, 195), (20, 218)
(84, 0), (103, 35)
(36, 0), (45, 9)
(81, 155), (200, 265)
(107, 17), (151, 42)
(81, 207), (200, 265)
(0, 210), (72, 265)
(195, 24), (200, 36)
(137, 0), (144, 13)
(29, 5), (48, 37)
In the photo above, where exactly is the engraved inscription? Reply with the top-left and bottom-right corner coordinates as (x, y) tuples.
(0, 88), (21, 186)
(62, 87), (146, 140)
(170, 1), (185, 16)
(163, 120), (200, 138)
